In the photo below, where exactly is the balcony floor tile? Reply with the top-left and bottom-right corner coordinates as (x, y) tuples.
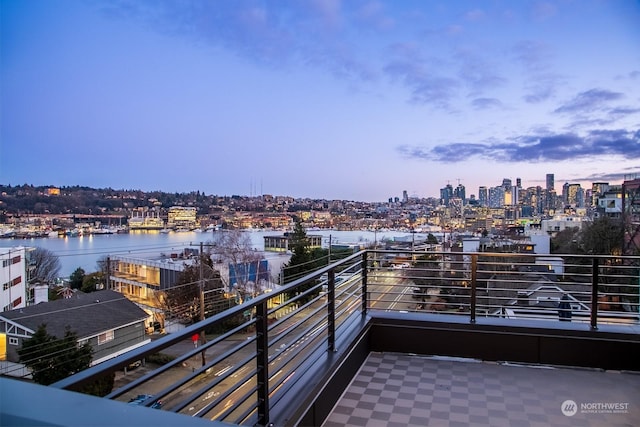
(323, 352), (640, 427)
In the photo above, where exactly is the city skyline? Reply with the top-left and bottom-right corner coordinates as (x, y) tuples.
(1, 1), (639, 202)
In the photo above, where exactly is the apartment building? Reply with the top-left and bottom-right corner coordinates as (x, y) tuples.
(0, 247), (29, 312)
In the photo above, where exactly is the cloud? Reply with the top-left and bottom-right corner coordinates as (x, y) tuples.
(555, 89), (624, 114)
(355, 1), (395, 31)
(609, 107), (640, 118)
(511, 40), (562, 103)
(384, 60), (459, 107)
(98, 0), (376, 82)
(512, 40), (553, 72)
(581, 169), (640, 183)
(471, 98), (502, 110)
(397, 128), (640, 163)
(455, 49), (507, 95)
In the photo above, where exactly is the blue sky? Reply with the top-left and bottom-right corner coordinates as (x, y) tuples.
(1, 0), (639, 202)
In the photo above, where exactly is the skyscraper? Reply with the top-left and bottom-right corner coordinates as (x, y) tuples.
(440, 184), (453, 206)
(454, 184), (466, 202)
(478, 186), (488, 207)
(546, 174), (555, 191)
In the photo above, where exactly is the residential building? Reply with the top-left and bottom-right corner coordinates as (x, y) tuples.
(263, 234), (322, 253)
(540, 214), (587, 235)
(597, 186), (622, 218)
(109, 254), (188, 330)
(0, 289), (150, 369)
(0, 247), (29, 312)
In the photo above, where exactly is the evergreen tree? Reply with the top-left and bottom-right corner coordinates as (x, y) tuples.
(283, 221), (324, 303)
(283, 220), (313, 284)
(18, 324), (92, 386)
(69, 267), (85, 289)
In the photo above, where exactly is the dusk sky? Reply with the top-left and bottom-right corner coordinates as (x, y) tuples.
(1, 1), (639, 202)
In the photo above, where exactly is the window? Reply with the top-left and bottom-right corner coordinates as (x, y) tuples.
(9, 337), (18, 346)
(97, 330), (114, 345)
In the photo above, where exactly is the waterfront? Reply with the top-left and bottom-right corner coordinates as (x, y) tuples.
(0, 229), (430, 278)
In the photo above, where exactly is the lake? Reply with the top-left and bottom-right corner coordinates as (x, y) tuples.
(0, 229), (429, 277)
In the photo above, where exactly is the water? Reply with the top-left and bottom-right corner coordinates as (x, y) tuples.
(0, 229), (426, 277)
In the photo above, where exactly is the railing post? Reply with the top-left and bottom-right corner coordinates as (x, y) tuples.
(470, 254), (477, 324)
(591, 257), (599, 330)
(255, 301), (270, 426)
(362, 251), (368, 315)
(328, 269), (336, 352)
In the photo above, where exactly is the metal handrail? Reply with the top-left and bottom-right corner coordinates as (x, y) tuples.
(48, 249), (639, 426)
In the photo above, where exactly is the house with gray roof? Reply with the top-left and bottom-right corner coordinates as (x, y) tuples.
(0, 290), (150, 368)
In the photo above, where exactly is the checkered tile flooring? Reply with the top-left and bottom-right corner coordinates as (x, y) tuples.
(323, 352), (640, 427)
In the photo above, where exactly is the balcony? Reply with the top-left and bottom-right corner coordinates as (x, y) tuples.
(1, 250), (639, 426)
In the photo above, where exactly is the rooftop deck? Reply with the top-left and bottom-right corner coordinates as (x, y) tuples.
(324, 352), (640, 427)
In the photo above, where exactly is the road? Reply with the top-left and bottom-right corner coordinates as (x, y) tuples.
(115, 270), (415, 423)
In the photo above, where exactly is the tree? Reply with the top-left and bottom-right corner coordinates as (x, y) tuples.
(81, 271), (103, 293)
(69, 267), (85, 289)
(164, 253), (224, 324)
(282, 220), (328, 303)
(209, 230), (263, 297)
(550, 227), (581, 254)
(30, 247), (61, 283)
(283, 220), (313, 284)
(96, 255), (110, 277)
(580, 216), (624, 255)
(18, 324), (92, 386)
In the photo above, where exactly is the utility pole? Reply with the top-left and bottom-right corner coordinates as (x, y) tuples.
(106, 257), (111, 290)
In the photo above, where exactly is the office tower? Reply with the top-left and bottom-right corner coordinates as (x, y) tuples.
(567, 184), (583, 207)
(478, 186), (488, 207)
(440, 184), (453, 206)
(454, 184), (466, 202)
(488, 186), (504, 208)
(546, 174), (554, 191)
(402, 190), (409, 204)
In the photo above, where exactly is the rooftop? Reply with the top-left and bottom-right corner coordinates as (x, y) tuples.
(324, 352), (640, 427)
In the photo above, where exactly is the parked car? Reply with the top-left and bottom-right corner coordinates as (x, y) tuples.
(128, 394), (162, 409)
(392, 262), (411, 269)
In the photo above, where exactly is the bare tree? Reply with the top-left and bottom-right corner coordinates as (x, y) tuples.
(30, 247), (61, 283)
(208, 230), (264, 298)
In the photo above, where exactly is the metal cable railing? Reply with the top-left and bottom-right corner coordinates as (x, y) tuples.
(366, 250), (640, 327)
(46, 249), (639, 426)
